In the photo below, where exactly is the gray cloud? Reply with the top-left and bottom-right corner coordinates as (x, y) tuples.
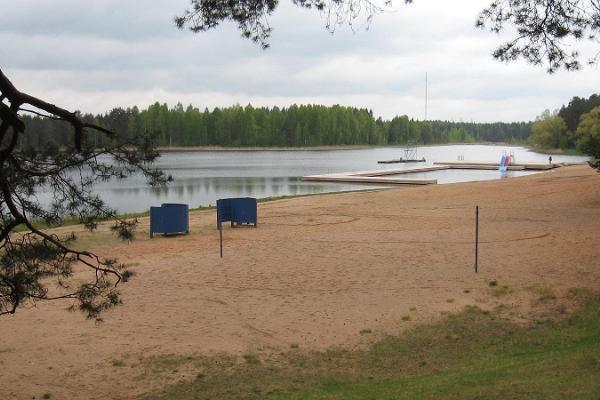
(0, 0), (188, 40)
(2, 0), (599, 122)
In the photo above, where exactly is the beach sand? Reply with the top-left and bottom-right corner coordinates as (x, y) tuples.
(1, 165), (599, 399)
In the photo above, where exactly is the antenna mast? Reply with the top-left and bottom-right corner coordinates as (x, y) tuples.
(425, 72), (428, 121)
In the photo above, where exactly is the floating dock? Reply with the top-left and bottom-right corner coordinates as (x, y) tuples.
(303, 166), (443, 185)
(303, 161), (563, 186)
(352, 165), (447, 177)
(303, 174), (436, 185)
(434, 161), (558, 170)
(378, 158), (426, 164)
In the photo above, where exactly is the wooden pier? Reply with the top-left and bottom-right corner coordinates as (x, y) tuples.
(303, 166), (443, 185)
(352, 165), (447, 177)
(434, 161), (558, 170)
(302, 161), (563, 186)
(303, 174), (436, 185)
(377, 158), (426, 164)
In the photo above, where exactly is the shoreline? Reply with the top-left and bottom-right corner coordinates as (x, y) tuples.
(157, 142), (516, 153)
(525, 146), (585, 156)
(158, 145), (375, 152)
(156, 143), (586, 157)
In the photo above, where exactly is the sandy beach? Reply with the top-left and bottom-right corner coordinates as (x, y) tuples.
(1, 165), (599, 400)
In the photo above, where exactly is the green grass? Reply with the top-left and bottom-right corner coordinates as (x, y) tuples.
(536, 287), (558, 303)
(141, 291), (600, 400)
(13, 210), (152, 233)
(492, 285), (514, 297)
(112, 358), (125, 367)
(243, 353), (261, 365)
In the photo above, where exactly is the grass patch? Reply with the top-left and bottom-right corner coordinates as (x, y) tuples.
(13, 210), (153, 233)
(567, 287), (592, 299)
(536, 287), (558, 303)
(112, 359), (125, 367)
(555, 304), (567, 315)
(142, 292), (600, 400)
(401, 315), (411, 321)
(288, 353), (309, 368)
(492, 285), (513, 297)
(243, 353), (260, 365)
(134, 354), (235, 382)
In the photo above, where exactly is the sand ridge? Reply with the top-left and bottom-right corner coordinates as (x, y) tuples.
(1, 165), (599, 399)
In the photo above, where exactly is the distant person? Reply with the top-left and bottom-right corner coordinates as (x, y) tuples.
(549, 156), (553, 165)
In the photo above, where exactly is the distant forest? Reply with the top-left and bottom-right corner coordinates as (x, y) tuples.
(19, 103), (532, 149)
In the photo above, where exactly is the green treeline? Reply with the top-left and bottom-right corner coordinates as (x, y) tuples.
(19, 103), (532, 149)
(526, 93), (600, 168)
(529, 94), (600, 150)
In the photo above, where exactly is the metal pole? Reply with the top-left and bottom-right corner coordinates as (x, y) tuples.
(425, 72), (428, 121)
(219, 223), (223, 258)
(474, 205), (479, 273)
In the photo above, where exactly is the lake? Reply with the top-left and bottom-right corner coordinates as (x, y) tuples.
(50, 145), (589, 213)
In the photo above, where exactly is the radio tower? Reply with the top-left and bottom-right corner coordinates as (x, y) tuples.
(425, 72), (428, 121)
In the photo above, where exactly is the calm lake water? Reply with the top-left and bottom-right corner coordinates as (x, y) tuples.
(49, 145), (589, 213)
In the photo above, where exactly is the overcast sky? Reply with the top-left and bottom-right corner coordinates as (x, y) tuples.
(2, 0), (599, 122)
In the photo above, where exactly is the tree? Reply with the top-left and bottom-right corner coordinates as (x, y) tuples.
(575, 105), (600, 169)
(530, 110), (568, 149)
(176, 0), (600, 72)
(175, 0), (400, 49)
(477, 1), (600, 72)
(559, 94), (600, 133)
(0, 69), (168, 318)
